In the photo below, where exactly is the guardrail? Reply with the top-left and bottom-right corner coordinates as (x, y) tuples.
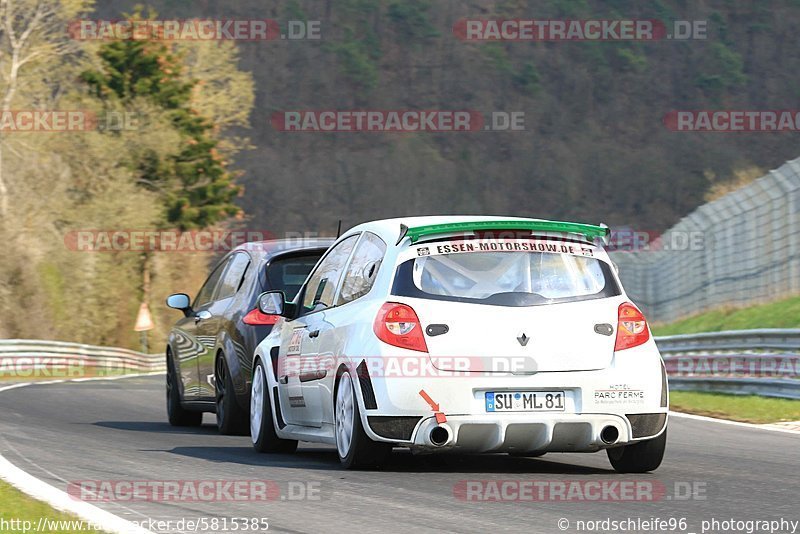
(1, 333), (799, 398)
(0, 339), (164, 379)
(656, 329), (800, 399)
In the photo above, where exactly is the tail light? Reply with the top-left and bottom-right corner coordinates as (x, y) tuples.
(614, 302), (650, 351)
(373, 302), (428, 353)
(242, 308), (279, 326)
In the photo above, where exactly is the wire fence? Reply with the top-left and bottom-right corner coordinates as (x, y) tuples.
(610, 157), (800, 324)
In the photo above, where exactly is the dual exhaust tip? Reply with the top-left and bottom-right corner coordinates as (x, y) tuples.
(429, 425), (451, 447)
(600, 425), (620, 444)
(428, 424), (620, 447)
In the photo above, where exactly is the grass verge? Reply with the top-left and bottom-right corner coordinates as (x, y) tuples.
(670, 391), (800, 424)
(0, 479), (105, 533)
(651, 295), (800, 336)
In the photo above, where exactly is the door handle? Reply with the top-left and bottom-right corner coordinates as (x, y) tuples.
(308, 329), (320, 338)
(279, 375), (288, 384)
(195, 310), (212, 323)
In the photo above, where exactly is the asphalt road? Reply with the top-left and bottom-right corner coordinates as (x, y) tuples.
(1, 376), (798, 534)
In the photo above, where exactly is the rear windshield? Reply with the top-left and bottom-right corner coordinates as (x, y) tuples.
(266, 254), (322, 300)
(392, 241), (620, 307)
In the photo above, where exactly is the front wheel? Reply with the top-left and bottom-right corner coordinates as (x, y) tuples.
(250, 359), (297, 453)
(334, 371), (392, 469)
(607, 428), (667, 473)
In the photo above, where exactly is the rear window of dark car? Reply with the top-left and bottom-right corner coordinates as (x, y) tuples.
(265, 253), (323, 300)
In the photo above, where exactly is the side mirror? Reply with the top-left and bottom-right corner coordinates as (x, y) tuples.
(257, 291), (286, 317)
(166, 293), (192, 316)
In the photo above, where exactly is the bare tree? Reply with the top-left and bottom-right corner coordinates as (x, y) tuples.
(0, 0), (91, 221)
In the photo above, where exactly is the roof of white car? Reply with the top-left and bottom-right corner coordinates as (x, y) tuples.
(345, 215), (576, 244)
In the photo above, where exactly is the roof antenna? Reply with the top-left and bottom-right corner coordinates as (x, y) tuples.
(336, 220), (342, 238)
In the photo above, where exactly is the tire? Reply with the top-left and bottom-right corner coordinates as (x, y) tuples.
(334, 371), (392, 470)
(250, 359), (298, 453)
(607, 428), (667, 473)
(215, 355), (249, 436)
(166, 353), (203, 427)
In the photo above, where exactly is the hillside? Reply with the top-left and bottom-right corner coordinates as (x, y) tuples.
(94, 0), (800, 235)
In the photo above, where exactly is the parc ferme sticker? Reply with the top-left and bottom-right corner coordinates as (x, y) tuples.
(401, 238), (600, 262)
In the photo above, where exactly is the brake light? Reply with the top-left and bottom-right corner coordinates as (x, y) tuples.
(373, 302), (428, 353)
(614, 302), (650, 351)
(242, 308), (279, 326)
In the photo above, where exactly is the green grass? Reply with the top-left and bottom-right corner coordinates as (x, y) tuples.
(652, 295), (800, 336)
(0, 480), (105, 533)
(670, 391), (800, 424)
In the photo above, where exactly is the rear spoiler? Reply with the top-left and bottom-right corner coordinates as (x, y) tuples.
(396, 220), (610, 245)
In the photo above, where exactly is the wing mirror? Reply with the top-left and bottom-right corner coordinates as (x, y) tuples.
(257, 291), (286, 317)
(166, 293), (193, 317)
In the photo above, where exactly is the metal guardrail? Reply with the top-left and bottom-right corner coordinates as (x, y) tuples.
(656, 329), (800, 399)
(1, 333), (798, 398)
(0, 339), (164, 378)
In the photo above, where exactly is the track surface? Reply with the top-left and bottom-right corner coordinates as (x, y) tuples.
(0, 376), (798, 534)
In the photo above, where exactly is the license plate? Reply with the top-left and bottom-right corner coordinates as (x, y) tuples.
(485, 391), (565, 412)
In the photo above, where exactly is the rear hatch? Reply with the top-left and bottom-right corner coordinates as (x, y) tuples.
(390, 235), (622, 373)
(412, 297), (622, 373)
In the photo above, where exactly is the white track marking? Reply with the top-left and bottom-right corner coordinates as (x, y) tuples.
(0, 373), (165, 534)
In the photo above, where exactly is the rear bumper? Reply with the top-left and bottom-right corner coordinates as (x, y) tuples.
(355, 340), (668, 451)
(403, 412), (666, 453)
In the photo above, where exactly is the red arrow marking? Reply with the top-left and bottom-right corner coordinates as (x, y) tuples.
(419, 390), (447, 423)
(419, 389), (439, 411)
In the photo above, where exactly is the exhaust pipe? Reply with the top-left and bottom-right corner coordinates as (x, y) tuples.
(600, 425), (620, 444)
(429, 425), (450, 447)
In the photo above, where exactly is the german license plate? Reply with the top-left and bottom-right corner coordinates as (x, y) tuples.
(485, 391), (565, 412)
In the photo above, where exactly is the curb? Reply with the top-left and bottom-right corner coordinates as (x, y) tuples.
(0, 373), (163, 534)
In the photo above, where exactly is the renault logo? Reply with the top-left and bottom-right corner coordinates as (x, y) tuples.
(517, 333), (530, 347)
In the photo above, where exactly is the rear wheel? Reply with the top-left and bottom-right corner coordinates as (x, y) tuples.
(215, 355), (249, 435)
(607, 428), (667, 473)
(250, 359), (297, 453)
(166, 353), (202, 427)
(335, 371), (392, 469)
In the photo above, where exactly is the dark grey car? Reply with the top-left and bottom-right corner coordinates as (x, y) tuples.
(165, 238), (333, 434)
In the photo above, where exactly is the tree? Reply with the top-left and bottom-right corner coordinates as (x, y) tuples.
(80, 15), (245, 229)
(0, 0), (94, 223)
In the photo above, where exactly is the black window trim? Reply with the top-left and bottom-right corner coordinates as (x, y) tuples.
(336, 231), (387, 307)
(215, 251), (252, 303)
(292, 233), (361, 319)
(192, 253), (234, 309)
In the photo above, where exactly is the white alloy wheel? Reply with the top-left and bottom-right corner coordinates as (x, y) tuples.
(335, 372), (355, 458)
(250, 363), (265, 443)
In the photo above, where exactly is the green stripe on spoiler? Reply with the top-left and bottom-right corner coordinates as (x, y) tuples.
(398, 220), (610, 245)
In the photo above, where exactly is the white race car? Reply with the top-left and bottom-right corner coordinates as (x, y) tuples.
(249, 216), (668, 472)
